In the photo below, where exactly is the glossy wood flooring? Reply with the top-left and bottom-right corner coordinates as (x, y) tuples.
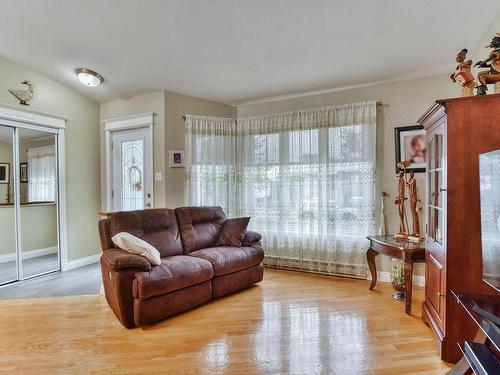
(0, 269), (451, 374)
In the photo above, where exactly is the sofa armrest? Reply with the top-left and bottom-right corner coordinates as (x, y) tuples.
(101, 248), (152, 272)
(242, 231), (262, 247)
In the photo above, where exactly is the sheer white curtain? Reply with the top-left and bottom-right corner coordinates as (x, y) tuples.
(28, 145), (56, 202)
(184, 115), (237, 214)
(237, 102), (377, 278)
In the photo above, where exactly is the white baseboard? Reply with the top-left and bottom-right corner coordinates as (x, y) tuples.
(62, 253), (100, 271)
(0, 246), (58, 264)
(367, 271), (425, 287)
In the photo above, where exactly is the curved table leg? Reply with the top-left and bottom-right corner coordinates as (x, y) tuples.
(404, 260), (413, 314)
(367, 248), (378, 290)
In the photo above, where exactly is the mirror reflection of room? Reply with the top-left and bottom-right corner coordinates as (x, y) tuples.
(19, 128), (58, 277)
(0, 128), (56, 205)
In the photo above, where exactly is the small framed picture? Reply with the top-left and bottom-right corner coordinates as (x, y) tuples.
(169, 150), (185, 168)
(0, 163), (10, 184)
(394, 125), (426, 173)
(20, 163), (28, 183)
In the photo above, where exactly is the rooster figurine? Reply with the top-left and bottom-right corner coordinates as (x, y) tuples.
(8, 80), (33, 105)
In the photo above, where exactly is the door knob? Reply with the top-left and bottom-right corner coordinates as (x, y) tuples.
(145, 202), (151, 208)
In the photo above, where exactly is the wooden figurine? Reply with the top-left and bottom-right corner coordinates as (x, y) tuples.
(474, 33), (500, 95)
(406, 171), (422, 243)
(394, 170), (408, 239)
(450, 48), (475, 97)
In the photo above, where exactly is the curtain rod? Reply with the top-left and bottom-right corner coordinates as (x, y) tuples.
(182, 101), (382, 121)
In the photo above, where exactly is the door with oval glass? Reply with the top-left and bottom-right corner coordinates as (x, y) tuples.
(111, 128), (153, 211)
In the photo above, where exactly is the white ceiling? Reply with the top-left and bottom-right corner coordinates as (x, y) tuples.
(0, 1), (499, 104)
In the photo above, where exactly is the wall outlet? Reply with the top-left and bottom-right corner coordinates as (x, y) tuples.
(155, 172), (162, 181)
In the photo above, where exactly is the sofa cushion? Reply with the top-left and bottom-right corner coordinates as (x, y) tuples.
(175, 206), (227, 253)
(189, 246), (264, 276)
(112, 232), (161, 266)
(216, 217), (250, 247)
(133, 255), (214, 300)
(110, 209), (183, 257)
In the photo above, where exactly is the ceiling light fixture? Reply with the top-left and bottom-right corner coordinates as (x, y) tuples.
(76, 68), (104, 87)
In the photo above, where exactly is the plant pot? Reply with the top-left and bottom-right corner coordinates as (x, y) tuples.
(391, 259), (406, 301)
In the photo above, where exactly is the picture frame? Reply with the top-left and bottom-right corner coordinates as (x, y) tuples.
(169, 150), (185, 168)
(0, 163), (10, 184)
(394, 125), (426, 173)
(20, 162), (28, 183)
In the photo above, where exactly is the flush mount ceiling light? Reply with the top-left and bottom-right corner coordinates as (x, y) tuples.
(76, 68), (104, 87)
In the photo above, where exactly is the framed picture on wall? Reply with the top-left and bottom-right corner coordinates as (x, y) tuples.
(169, 150), (185, 168)
(394, 125), (426, 173)
(20, 163), (28, 183)
(0, 163), (10, 184)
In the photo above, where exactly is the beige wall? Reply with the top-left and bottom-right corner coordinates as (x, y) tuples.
(164, 91), (236, 207)
(237, 74), (459, 274)
(0, 55), (101, 261)
(100, 91), (167, 209)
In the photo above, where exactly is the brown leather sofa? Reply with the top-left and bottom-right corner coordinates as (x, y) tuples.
(98, 206), (264, 328)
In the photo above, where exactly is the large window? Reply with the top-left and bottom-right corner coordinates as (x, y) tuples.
(239, 125), (375, 237)
(184, 115), (237, 214)
(186, 102), (377, 278)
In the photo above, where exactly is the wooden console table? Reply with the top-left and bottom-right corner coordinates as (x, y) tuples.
(366, 235), (425, 314)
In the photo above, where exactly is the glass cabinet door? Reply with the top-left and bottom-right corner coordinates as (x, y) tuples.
(426, 124), (446, 248)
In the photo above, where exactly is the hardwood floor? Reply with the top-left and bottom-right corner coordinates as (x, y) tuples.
(0, 263), (101, 299)
(0, 268), (451, 374)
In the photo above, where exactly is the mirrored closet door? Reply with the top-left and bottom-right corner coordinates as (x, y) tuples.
(0, 125), (17, 284)
(19, 128), (59, 278)
(0, 123), (61, 285)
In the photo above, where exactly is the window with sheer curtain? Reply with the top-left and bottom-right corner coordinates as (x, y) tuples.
(185, 102), (376, 278)
(184, 115), (237, 215)
(28, 145), (56, 202)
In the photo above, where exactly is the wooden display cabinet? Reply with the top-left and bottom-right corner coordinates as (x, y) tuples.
(418, 94), (500, 363)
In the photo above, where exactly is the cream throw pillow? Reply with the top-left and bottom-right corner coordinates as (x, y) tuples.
(111, 232), (161, 266)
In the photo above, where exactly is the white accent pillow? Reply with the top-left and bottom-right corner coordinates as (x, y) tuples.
(111, 232), (161, 266)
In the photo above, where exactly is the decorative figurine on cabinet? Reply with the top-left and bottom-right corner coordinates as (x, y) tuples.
(450, 48), (475, 97)
(474, 33), (500, 95)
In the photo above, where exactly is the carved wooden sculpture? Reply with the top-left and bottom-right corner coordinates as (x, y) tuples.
(394, 170), (408, 239)
(406, 171), (421, 241)
(474, 33), (500, 95)
(450, 49), (475, 97)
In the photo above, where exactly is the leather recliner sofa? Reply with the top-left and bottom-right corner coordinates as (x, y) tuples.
(98, 206), (264, 328)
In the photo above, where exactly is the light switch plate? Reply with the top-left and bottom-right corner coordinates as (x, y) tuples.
(155, 172), (162, 181)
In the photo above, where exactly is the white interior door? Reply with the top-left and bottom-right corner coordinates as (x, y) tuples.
(111, 127), (153, 211)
